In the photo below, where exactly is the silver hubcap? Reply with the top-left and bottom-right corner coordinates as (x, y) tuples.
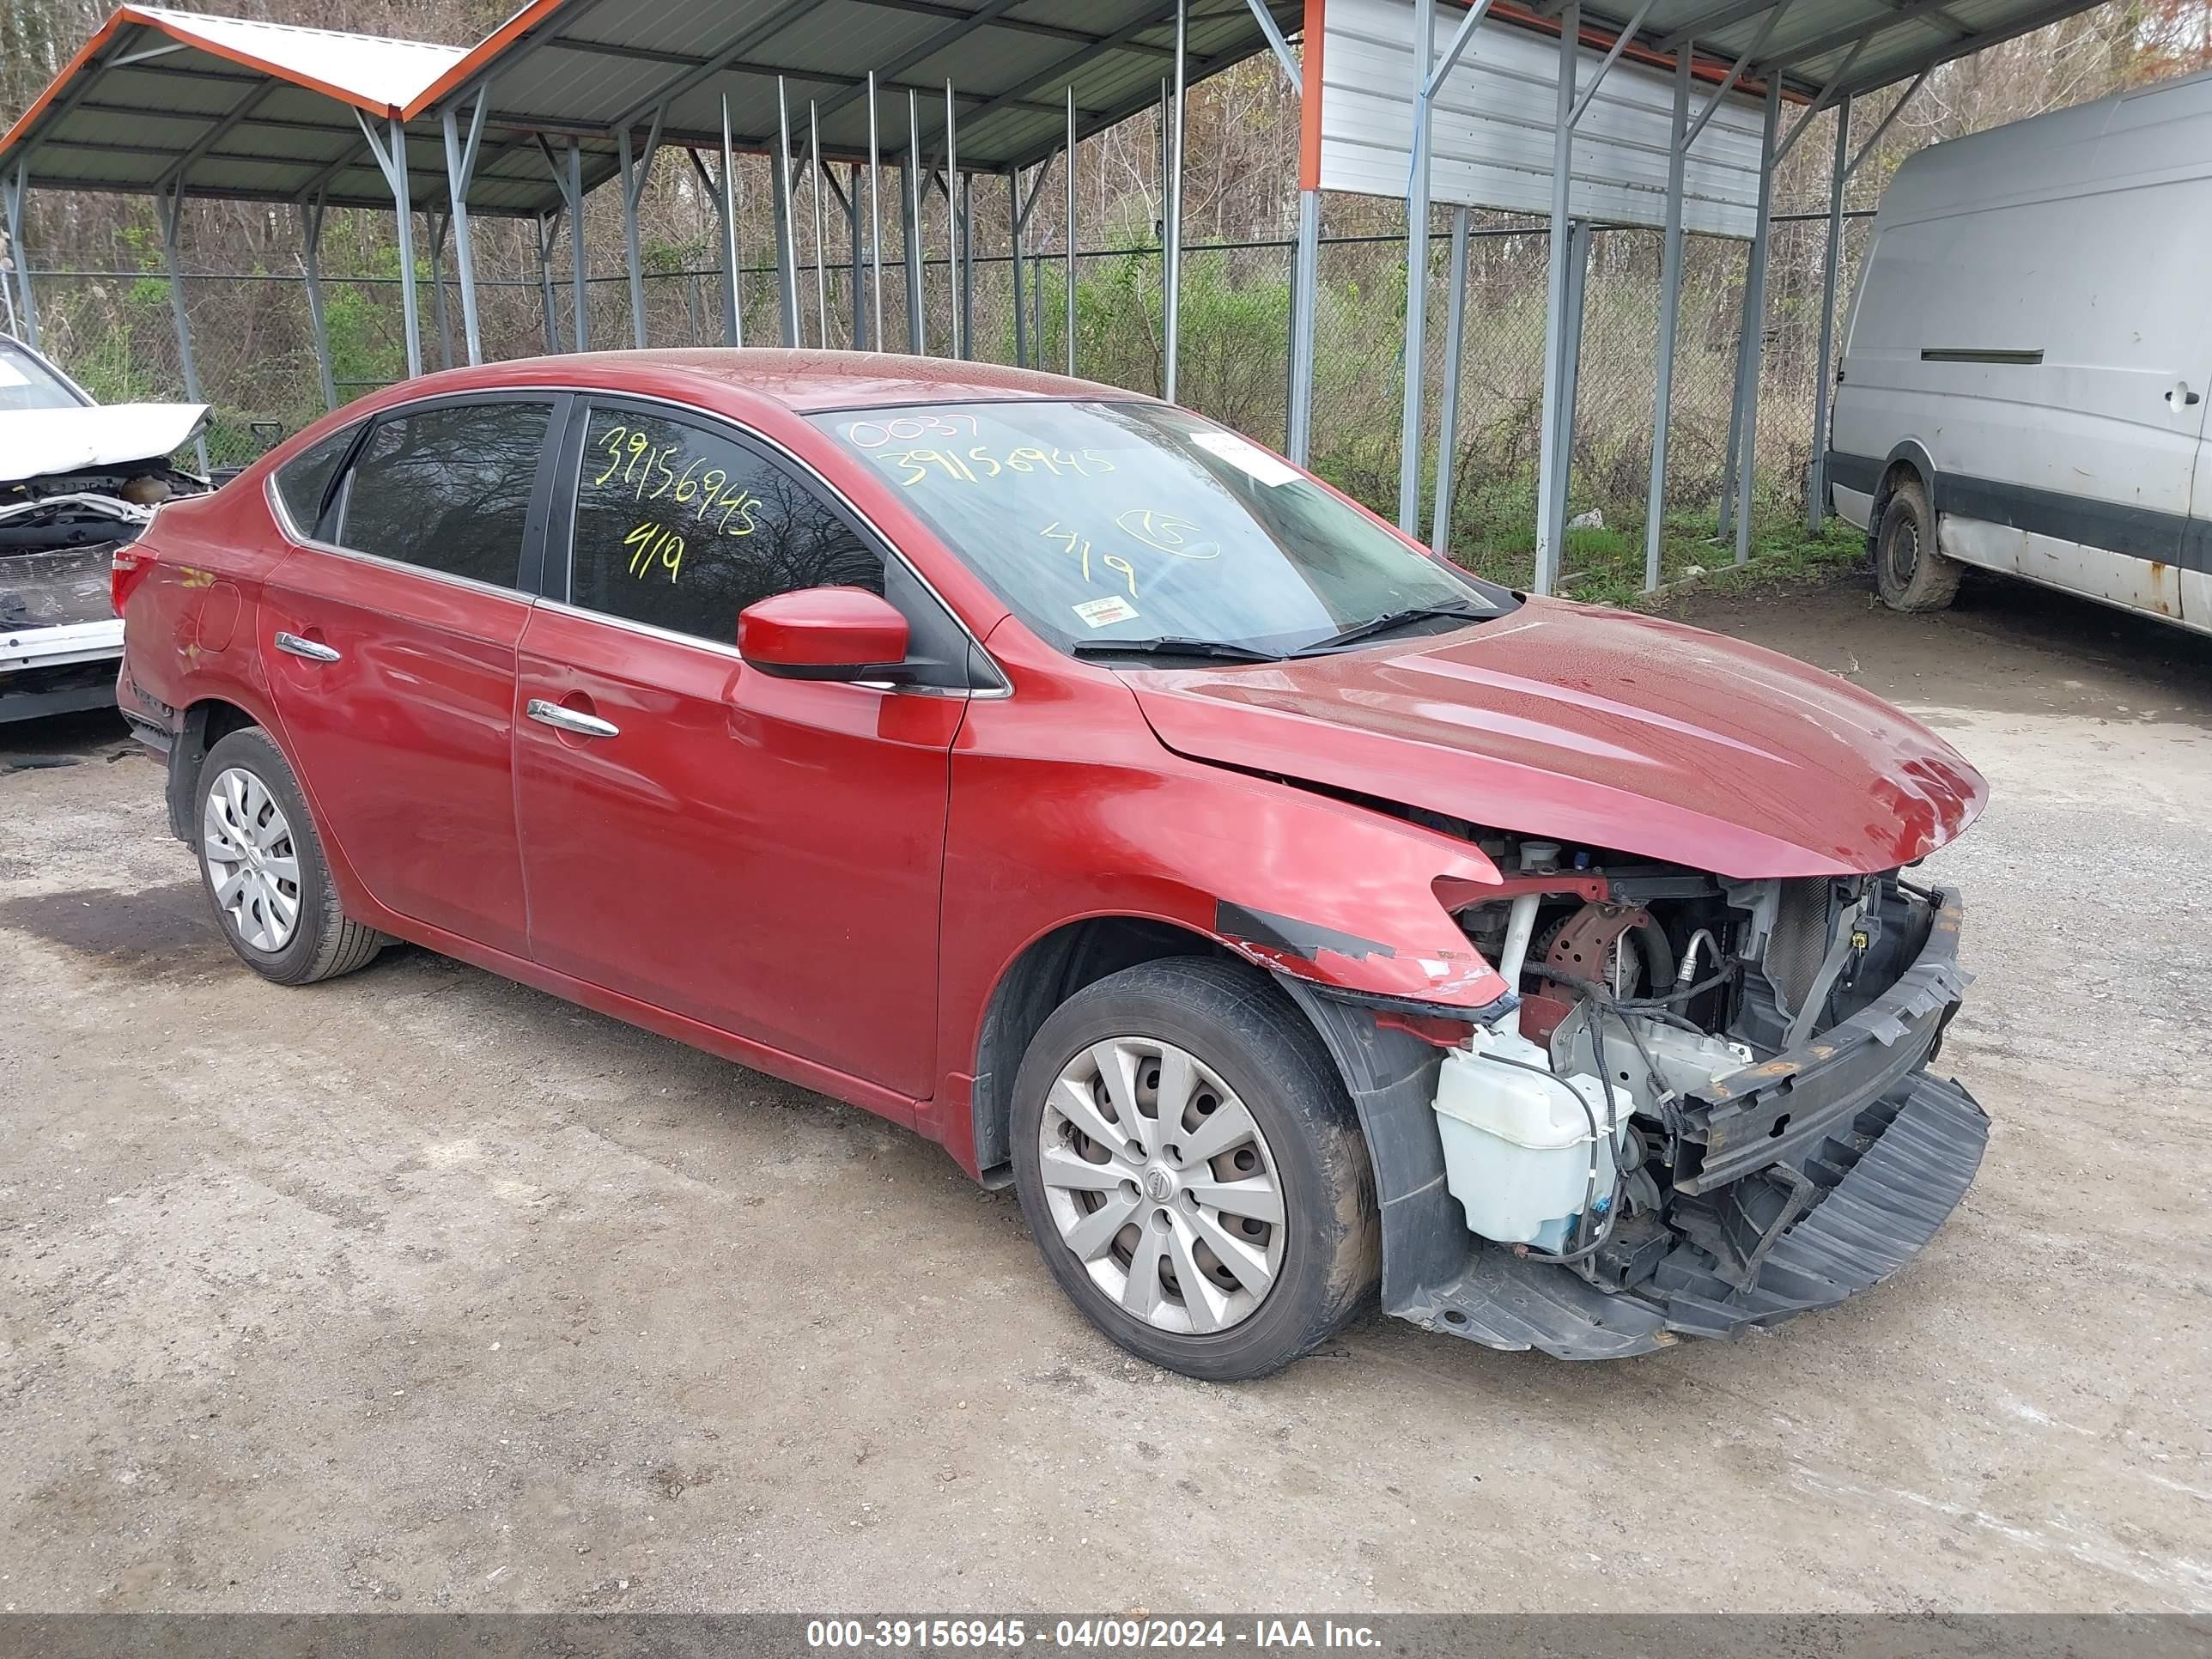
(1039, 1036), (1286, 1335)
(202, 766), (302, 953)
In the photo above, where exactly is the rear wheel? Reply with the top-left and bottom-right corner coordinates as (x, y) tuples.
(195, 726), (386, 986)
(1010, 957), (1378, 1380)
(1873, 477), (1961, 612)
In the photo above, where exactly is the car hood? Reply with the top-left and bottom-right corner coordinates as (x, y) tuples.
(0, 403), (209, 484)
(1127, 598), (1986, 879)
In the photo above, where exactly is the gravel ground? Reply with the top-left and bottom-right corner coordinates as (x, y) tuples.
(2, 570), (2207, 1614)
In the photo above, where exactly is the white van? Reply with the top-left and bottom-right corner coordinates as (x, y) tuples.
(1826, 70), (2212, 634)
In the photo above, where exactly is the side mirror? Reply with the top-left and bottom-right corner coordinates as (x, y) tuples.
(738, 586), (912, 682)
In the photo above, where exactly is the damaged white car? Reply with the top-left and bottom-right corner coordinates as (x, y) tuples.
(1, 333), (208, 721)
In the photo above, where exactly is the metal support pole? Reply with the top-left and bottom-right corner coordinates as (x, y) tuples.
(3, 160), (40, 349)
(868, 72), (885, 350)
(1550, 219), (1591, 542)
(1729, 75), (1783, 564)
(1163, 0), (1188, 403)
(1643, 49), (1691, 591)
(536, 209), (562, 352)
(441, 88), (490, 364)
(618, 106), (665, 351)
(945, 82), (962, 358)
(848, 166), (866, 349)
(1531, 0), (1578, 594)
(1395, 0), (1437, 533)
(906, 94), (927, 353)
(1808, 94), (1851, 532)
(961, 172), (975, 358)
(1066, 87), (1079, 374)
(775, 79), (802, 347)
(565, 143), (589, 352)
(720, 94), (744, 344)
(810, 103), (830, 344)
(301, 193), (338, 411)
(1010, 172), (1028, 367)
(428, 212), (454, 370)
(1286, 191), (1321, 464)
(358, 113), (423, 379)
(1430, 207), (1469, 554)
(155, 189), (210, 475)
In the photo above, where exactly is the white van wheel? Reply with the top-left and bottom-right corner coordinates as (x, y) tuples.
(1874, 478), (1961, 613)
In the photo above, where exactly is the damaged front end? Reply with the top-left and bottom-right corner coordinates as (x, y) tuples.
(1283, 839), (1986, 1359)
(2, 464), (205, 722)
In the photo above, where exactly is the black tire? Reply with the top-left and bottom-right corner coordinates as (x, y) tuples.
(193, 726), (386, 986)
(1873, 477), (1961, 612)
(1010, 957), (1379, 1381)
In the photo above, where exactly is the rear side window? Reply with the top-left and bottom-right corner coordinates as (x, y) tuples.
(335, 400), (551, 588)
(565, 404), (881, 644)
(272, 422), (358, 538)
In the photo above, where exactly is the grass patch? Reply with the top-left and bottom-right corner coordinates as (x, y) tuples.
(1449, 514), (1864, 611)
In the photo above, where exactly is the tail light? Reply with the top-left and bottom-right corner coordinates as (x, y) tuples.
(110, 542), (154, 617)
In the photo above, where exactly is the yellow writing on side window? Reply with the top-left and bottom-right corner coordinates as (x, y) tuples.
(623, 520), (685, 582)
(592, 424), (759, 535)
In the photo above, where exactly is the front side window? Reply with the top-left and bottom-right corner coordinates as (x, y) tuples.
(0, 340), (89, 413)
(272, 422), (358, 538)
(335, 400), (551, 587)
(810, 401), (1503, 657)
(566, 404), (881, 645)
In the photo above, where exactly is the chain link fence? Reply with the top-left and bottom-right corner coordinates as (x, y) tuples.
(18, 206), (1869, 582)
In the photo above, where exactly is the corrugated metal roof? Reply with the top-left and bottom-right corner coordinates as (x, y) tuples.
(0, 5), (575, 217)
(414, 0), (1309, 177)
(0, 0), (2117, 222)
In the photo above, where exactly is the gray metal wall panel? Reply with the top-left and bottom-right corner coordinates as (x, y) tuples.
(1320, 0), (1765, 236)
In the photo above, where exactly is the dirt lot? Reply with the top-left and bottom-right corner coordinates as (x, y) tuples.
(3, 569), (2208, 1614)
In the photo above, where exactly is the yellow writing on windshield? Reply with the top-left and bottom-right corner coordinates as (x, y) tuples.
(1041, 520), (1139, 599)
(883, 445), (1115, 489)
(1115, 508), (1219, 560)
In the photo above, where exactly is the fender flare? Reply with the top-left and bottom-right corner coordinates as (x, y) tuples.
(1864, 440), (1939, 566)
(1273, 977), (1473, 1314)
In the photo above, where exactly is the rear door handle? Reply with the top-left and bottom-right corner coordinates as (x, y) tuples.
(274, 630), (342, 663)
(2171, 380), (2202, 410)
(526, 697), (620, 739)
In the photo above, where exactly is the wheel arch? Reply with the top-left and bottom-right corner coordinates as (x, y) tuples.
(165, 696), (271, 842)
(968, 914), (1259, 1183)
(1867, 441), (1937, 556)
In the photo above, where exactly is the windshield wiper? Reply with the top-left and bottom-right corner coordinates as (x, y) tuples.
(1292, 599), (1492, 655)
(1071, 635), (1285, 663)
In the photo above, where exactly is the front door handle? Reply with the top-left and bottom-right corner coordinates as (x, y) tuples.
(2170, 380), (2202, 410)
(526, 697), (620, 739)
(274, 630), (342, 663)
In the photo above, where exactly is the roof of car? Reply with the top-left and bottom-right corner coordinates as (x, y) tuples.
(496, 349), (1152, 415)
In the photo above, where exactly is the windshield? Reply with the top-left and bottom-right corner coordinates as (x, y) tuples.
(809, 400), (1502, 657)
(0, 341), (90, 413)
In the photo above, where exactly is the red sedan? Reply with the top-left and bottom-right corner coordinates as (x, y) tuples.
(116, 350), (1990, 1376)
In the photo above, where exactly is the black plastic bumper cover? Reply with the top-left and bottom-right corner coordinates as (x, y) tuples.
(1277, 884), (1986, 1362)
(1395, 1070), (1987, 1358)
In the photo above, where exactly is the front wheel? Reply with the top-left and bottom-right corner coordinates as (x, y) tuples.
(1010, 957), (1378, 1380)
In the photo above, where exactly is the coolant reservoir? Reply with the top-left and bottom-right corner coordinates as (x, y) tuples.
(1431, 1023), (1627, 1249)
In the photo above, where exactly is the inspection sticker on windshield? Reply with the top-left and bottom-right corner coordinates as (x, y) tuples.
(1073, 595), (1139, 629)
(0, 360), (26, 386)
(1190, 429), (1298, 488)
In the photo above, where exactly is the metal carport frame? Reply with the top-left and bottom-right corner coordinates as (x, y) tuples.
(0, 0), (2112, 580)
